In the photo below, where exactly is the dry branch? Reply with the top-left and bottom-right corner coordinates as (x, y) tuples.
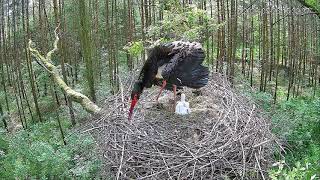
(28, 27), (101, 114)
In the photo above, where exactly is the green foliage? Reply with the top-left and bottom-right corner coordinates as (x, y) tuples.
(249, 91), (273, 110)
(0, 128), (8, 151)
(249, 91), (320, 179)
(124, 41), (144, 57)
(242, 80), (320, 175)
(273, 98), (320, 153)
(305, 0), (320, 13)
(269, 160), (319, 180)
(0, 120), (100, 179)
(160, 0), (181, 11)
(148, 4), (212, 41)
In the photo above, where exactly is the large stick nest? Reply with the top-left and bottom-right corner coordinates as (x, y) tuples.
(82, 73), (281, 179)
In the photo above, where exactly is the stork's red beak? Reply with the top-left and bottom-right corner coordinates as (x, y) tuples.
(128, 95), (138, 120)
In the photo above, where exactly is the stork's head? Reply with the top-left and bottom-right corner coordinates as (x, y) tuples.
(128, 81), (143, 120)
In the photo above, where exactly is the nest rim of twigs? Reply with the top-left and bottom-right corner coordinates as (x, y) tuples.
(82, 72), (281, 179)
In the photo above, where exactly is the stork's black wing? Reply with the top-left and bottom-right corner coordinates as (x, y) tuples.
(161, 42), (209, 89)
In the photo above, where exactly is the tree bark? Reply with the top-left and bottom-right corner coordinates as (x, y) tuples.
(29, 29), (101, 114)
(79, 0), (97, 102)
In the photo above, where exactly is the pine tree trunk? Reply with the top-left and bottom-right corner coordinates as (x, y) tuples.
(79, 0), (97, 102)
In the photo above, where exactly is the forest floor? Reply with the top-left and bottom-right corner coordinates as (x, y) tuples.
(80, 73), (281, 179)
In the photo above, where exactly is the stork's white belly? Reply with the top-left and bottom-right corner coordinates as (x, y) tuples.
(156, 65), (165, 79)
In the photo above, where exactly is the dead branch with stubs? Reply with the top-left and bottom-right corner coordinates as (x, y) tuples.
(28, 27), (101, 114)
(82, 72), (282, 179)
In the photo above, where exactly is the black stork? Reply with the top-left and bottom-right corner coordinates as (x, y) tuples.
(128, 41), (209, 120)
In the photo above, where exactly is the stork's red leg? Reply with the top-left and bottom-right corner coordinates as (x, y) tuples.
(156, 80), (167, 102)
(173, 84), (177, 111)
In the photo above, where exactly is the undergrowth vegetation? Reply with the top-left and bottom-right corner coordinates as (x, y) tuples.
(249, 90), (320, 179)
(0, 118), (100, 179)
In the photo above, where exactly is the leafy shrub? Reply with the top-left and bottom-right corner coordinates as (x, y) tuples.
(247, 89), (320, 179)
(0, 120), (100, 179)
(147, 4), (210, 41)
(269, 159), (319, 180)
(274, 98), (320, 157)
(271, 98), (320, 178)
(124, 41), (144, 58)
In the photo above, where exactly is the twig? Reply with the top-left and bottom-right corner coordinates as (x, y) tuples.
(116, 135), (125, 180)
(253, 139), (272, 148)
(255, 153), (265, 180)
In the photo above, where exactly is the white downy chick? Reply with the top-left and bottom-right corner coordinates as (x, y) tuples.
(175, 93), (191, 115)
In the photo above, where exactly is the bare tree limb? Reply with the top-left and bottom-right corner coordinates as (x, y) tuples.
(46, 25), (60, 61)
(28, 27), (101, 114)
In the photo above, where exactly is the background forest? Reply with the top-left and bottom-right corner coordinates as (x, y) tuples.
(0, 0), (319, 179)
